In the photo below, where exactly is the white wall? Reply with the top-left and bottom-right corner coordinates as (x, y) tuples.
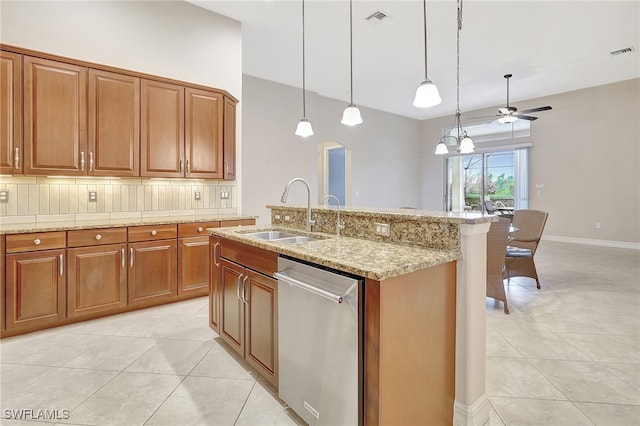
(241, 75), (423, 225)
(422, 79), (640, 245)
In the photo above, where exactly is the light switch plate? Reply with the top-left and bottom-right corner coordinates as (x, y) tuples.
(0, 190), (8, 203)
(88, 191), (97, 202)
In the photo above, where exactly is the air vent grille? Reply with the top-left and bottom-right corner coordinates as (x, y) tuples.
(366, 11), (388, 22)
(610, 46), (636, 56)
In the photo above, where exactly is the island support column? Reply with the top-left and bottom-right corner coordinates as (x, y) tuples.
(454, 222), (491, 426)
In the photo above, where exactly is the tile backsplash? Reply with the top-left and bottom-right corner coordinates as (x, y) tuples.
(0, 177), (237, 224)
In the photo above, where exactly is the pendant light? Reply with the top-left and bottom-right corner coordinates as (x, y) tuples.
(341, 0), (363, 126)
(295, 0), (314, 137)
(435, 0), (474, 155)
(413, 0), (442, 108)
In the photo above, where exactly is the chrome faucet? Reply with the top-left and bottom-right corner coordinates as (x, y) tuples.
(321, 194), (344, 237)
(281, 178), (315, 232)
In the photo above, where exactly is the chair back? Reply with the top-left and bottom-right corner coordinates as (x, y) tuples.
(484, 200), (496, 214)
(487, 218), (511, 274)
(509, 210), (549, 252)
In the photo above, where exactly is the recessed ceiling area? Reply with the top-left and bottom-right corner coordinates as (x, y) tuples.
(189, 0), (640, 120)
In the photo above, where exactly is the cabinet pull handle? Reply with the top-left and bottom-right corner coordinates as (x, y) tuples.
(237, 273), (243, 301)
(212, 242), (220, 267)
(197, 227), (203, 233)
(242, 275), (249, 304)
(95, 234), (102, 240)
(121, 248), (125, 268)
(80, 152), (85, 171)
(130, 248), (134, 267)
(151, 230), (157, 236)
(59, 254), (64, 276)
(89, 152), (94, 172)
(33, 238), (42, 246)
(14, 147), (20, 169)
(180, 158), (184, 173)
(186, 159), (190, 175)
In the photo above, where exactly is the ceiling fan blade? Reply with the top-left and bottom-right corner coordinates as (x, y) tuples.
(516, 115), (538, 121)
(469, 114), (500, 120)
(498, 106), (517, 115)
(519, 106), (552, 114)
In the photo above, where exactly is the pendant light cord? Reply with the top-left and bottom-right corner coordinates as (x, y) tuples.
(302, 0), (307, 118)
(349, 0), (354, 105)
(422, 0), (428, 81)
(456, 0), (463, 136)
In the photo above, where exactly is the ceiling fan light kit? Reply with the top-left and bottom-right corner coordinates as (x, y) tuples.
(342, 0), (363, 126)
(497, 114), (518, 124)
(295, 0), (313, 138)
(414, 0), (441, 109)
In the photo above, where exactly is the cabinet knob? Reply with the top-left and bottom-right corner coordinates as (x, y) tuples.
(33, 238), (42, 245)
(197, 227), (203, 233)
(151, 230), (157, 236)
(95, 234), (102, 240)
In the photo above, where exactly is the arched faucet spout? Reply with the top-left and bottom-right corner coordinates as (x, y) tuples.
(281, 178), (315, 232)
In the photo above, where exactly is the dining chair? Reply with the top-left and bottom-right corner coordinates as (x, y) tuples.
(503, 209), (549, 289)
(483, 200), (502, 215)
(486, 217), (512, 314)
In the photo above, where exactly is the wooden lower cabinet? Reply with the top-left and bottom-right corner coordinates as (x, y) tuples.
(209, 236), (222, 333)
(218, 256), (278, 386)
(67, 243), (127, 318)
(5, 249), (66, 330)
(178, 236), (210, 296)
(128, 239), (177, 305)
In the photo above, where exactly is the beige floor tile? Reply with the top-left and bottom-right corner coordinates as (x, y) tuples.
(531, 359), (640, 405)
(57, 310), (147, 336)
(573, 402), (640, 425)
(64, 335), (159, 371)
(489, 396), (593, 425)
(602, 363), (640, 390)
(486, 328), (523, 358)
(0, 333), (105, 366)
(190, 342), (256, 381)
(0, 364), (55, 396)
(114, 313), (187, 339)
(145, 376), (254, 425)
(163, 315), (219, 341)
(498, 329), (591, 361)
(557, 333), (640, 363)
(486, 356), (567, 400)
(235, 381), (304, 426)
(125, 339), (214, 375)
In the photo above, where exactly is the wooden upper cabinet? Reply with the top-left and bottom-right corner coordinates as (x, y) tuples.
(88, 69), (140, 177)
(185, 88), (223, 179)
(23, 56), (87, 176)
(223, 96), (237, 180)
(141, 79), (184, 178)
(1, 50), (22, 174)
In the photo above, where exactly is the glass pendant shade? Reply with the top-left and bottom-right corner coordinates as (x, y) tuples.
(341, 104), (363, 126)
(459, 135), (475, 153)
(435, 141), (448, 155)
(498, 114), (518, 124)
(413, 80), (442, 108)
(295, 118), (314, 137)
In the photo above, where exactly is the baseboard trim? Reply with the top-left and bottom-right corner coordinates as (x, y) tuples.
(543, 235), (640, 250)
(453, 395), (490, 426)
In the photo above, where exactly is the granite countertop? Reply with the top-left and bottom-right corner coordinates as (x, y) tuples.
(0, 214), (257, 235)
(208, 225), (461, 281)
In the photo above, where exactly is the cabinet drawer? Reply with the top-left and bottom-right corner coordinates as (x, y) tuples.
(6, 231), (66, 253)
(220, 238), (277, 277)
(128, 224), (177, 242)
(67, 227), (127, 247)
(178, 222), (219, 238)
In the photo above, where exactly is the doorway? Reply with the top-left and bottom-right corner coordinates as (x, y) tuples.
(318, 142), (351, 206)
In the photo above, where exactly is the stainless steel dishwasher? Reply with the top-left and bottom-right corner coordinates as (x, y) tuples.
(275, 256), (363, 426)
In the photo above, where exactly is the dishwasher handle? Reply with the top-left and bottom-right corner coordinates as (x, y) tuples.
(274, 271), (345, 304)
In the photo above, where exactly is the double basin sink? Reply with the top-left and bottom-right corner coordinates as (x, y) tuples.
(242, 230), (324, 244)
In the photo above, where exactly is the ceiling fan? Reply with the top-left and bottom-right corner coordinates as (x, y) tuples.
(482, 74), (552, 124)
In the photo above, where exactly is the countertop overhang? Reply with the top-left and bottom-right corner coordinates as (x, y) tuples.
(208, 225), (462, 281)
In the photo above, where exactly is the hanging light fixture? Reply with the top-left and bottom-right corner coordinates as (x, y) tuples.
(341, 0), (363, 126)
(295, 0), (314, 137)
(413, 0), (442, 108)
(435, 0), (474, 155)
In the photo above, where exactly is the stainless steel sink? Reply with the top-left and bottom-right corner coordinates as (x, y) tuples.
(274, 236), (322, 244)
(244, 231), (300, 240)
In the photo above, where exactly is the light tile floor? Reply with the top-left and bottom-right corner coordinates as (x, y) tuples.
(0, 241), (638, 425)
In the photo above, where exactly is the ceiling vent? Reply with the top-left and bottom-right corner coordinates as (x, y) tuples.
(365, 11), (388, 22)
(610, 46), (636, 56)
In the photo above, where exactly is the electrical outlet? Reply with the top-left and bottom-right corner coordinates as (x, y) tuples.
(88, 191), (97, 202)
(194, 191), (201, 201)
(284, 215), (291, 222)
(374, 222), (390, 237)
(0, 190), (8, 203)
(275, 214), (281, 220)
(596, 222), (601, 229)
(220, 191), (229, 200)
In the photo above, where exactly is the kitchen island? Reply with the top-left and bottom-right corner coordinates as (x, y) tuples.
(208, 206), (495, 426)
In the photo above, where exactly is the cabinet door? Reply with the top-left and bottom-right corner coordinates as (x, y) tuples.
(220, 258), (244, 357)
(88, 69), (140, 177)
(141, 79), (184, 177)
(5, 249), (66, 330)
(185, 88), (223, 179)
(245, 270), (278, 386)
(128, 239), (177, 305)
(223, 96), (236, 180)
(209, 236), (221, 333)
(23, 56), (87, 176)
(67, 243), (127, 318)
(178, 236), (210, 296)
(1, 51), (22, 174)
